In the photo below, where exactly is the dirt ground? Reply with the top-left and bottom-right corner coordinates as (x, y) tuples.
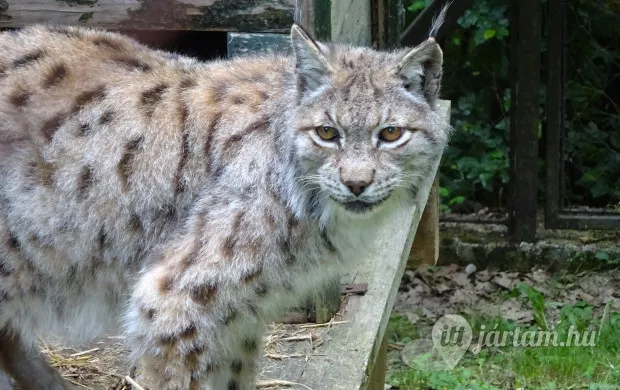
(37, 265), (620, 389)
(394, 265), (620, 327)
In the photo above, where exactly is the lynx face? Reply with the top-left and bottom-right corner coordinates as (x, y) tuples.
(290, 26), (449, 217)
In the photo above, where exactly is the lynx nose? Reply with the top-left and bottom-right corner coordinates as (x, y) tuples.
(340, 165), (375, 196)
(343, 180), (372, 196)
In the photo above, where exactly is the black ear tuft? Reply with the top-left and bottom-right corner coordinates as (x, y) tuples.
(428, 1), (451, 39)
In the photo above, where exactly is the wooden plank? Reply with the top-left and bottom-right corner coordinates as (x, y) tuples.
(371, 0), (405, 49)
(227, 32), (291, 58)
(409, 102), (450, 268)
(297, 0), (330, 40)
(0, 0), (296, 32)
(368, 335), (387, 390)
(408, 174), (440, 268)
(331, 0), (371, 46)
(298, 0), (371, 44)
(258, 101), (450, 389)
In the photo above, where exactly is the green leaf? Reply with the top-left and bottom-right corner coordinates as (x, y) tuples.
(407, 0), (427, 12)
(517, 283), (548, 330)
(590, 182), (610, 198)
(449, 196), (465, 206)
(483, 29), (496, 40)
(595, 251), (610, 261)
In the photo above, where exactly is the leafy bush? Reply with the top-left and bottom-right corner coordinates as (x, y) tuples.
(563, 0), (620, 207)
(406, 0), (620, 211)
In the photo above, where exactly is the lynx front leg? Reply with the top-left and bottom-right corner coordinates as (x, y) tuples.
(126, 269), (216, 389)
(0, 328), (71, 390)
(210, 324), (265, 390)
(126, 260), (268, 390)
(235, 327), (265, 390)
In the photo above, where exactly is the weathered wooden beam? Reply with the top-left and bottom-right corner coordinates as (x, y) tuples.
(0, 0), (296, 32)
(227, 32), (292, 58)
(408, 174), (440, 268)
(409, 102), (450, 268)
(508, 0), (541, 241)
(331, 0), (371, 45)
(371, 0), (404, 49)
(297, 0), (330, 40)
(368, 335), (387, 390)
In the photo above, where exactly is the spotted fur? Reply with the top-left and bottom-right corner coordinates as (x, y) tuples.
(0, 22), (449, 390)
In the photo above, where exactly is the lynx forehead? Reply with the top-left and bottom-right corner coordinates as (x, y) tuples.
(0, 16), (448, 390)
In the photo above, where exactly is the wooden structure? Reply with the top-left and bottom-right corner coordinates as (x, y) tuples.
(409, 174), (440, 266)
(0, 0), (297, 32)
(2, 1), (448, 388)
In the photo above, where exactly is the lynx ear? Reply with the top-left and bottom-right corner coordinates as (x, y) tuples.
(290, 24), (331, 100)
(397, 38), (443, 104)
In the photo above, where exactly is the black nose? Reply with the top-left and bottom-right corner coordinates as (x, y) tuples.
(344, 180), (370, 196)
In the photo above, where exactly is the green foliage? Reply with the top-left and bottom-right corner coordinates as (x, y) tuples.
(411, 0), (513, 209)
(563, 0), (620, 206)
(516, 283), (549, 330)
(387, 313), (420, 344)
(407, 0), (428, 12)
(405, 0), (620, 211)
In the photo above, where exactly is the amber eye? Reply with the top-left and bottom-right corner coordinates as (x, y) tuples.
(315, 125), (339, 141)
(378, 126), (404, 142)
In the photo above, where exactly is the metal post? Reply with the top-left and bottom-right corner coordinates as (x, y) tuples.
(508, 0), (541, 241)
(545, 0), (566, 229)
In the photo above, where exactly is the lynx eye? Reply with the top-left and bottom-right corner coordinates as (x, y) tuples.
(315, 125), (339, 141)
(378, 126), (404, 142)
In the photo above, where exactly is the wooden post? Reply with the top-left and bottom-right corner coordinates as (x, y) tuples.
(368, 335), (387, 390)
(372, 0), (405, 49)
(408, 102), (449, 268)
(408, 174), (440, 267)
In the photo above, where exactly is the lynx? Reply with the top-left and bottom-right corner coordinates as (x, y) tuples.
(0, 11), (449, 390)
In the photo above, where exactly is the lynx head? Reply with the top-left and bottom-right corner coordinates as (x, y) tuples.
(290, 23), (450, 222)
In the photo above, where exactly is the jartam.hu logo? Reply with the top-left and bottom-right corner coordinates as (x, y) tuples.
(402, 314), (597, 370)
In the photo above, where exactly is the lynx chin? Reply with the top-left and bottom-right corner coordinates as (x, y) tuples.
(0, 14), (450, 390)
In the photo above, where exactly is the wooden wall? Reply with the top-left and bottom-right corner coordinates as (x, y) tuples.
(0, 0), (296, 32)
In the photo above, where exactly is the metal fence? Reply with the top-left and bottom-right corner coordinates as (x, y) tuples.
(402, 0), (620, 241)
(546, 0), (620, 230)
